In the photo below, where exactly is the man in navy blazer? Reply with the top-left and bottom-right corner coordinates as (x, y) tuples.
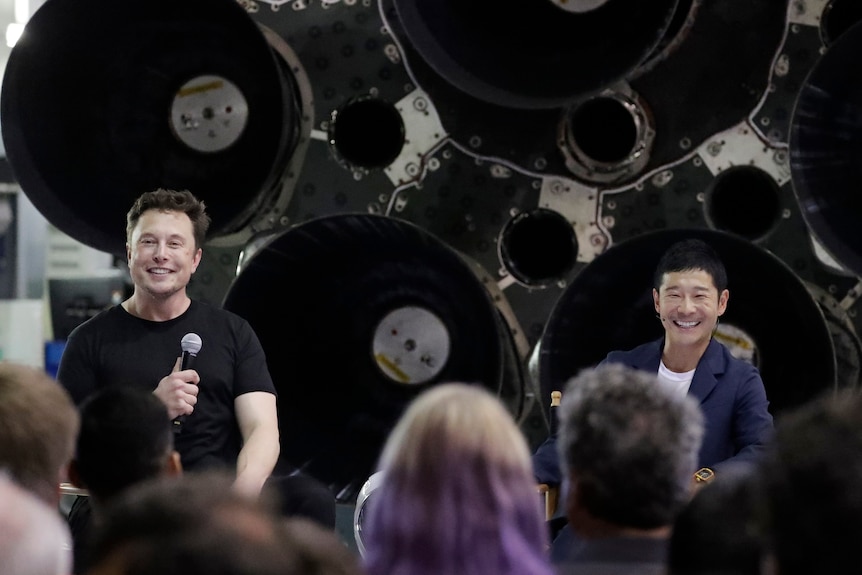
(534, 238), (773, 488)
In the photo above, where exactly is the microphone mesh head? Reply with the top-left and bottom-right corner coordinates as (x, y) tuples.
(181, 332), (203, 354)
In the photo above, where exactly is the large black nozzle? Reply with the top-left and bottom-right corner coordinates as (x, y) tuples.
(790, 19), (862, 277)
(392, 0), (679, 109)
(223, 214), (523, 500)
(1, 0), (299, 257)
(537, 228), (836, 421)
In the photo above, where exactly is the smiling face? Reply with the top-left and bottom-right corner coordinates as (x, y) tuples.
(127, 209), (202, 302)
(654, 268), (728, 353)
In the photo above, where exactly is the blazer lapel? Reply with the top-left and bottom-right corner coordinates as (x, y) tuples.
(687, 339), (723, 404)
(628, 339), (663, 373)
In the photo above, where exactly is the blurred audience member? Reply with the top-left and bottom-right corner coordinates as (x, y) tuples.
(363, 383), (554, 575)
(0, 362), (79, 506)
(67, 386), (181, 574)
(282, 517), (365, 575)
(668, 463), (765, 575)
(0, 472), (73, 575)
(759, 388), (862, 575)
(85, 470), (362, 575)
(553, 364), (704, 575)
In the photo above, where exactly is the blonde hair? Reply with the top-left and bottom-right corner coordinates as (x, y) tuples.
(378, 383), (532, 478)
(0, 362), (79, 505)
(365, 383), (553, 575)
(0, 473), (72, 575)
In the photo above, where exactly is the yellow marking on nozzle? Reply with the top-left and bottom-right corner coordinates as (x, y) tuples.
(177, 80), (224, 97)
(375, 354), (411, 383)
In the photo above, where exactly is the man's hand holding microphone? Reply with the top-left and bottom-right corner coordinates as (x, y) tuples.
(153, 333), (202, 431)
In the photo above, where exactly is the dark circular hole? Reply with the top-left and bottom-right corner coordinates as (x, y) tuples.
(707, 166), (782, 240)
(568, 97), (637, 164)
(499, 209), (577, 286)
(329, 97), (405, 169)
(822, 0), (862, 46)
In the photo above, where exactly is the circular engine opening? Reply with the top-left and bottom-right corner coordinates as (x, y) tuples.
(372, 306), (451, 385)
(170, 75), (249, 153)
(499, 208), (578, 287)
(706, 166), (782, 241)
(569, 97), (638, 163)
(559, 90), (654, 184)
(329, 96), (405, 170)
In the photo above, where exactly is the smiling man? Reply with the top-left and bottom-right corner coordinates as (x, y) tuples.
(619, 238), (773, 483)
(57, 189), (335, 530)
(533, 238), (773, 494)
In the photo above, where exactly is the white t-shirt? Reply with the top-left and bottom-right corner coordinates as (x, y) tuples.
(658, 360), (695, 396)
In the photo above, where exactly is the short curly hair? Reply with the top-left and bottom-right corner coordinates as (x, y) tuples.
(557, 363), (704, 529)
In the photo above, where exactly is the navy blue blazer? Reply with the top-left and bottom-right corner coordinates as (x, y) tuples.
(533, 338), (774, 485)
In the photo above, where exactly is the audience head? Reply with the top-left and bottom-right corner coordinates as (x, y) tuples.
(126, 188), (210, 250)
(668, 463), (765, 575)
(557, 363), (704, 532)
(0, 362), (79, 505)
(759, 389), (862, 575)
(0, 472), (73, 575)
(70, 385), (179, 504)
(364, 382), (554, 575)
(653, 237), (728, 292)
(281, 517), (365, 575)
(87, 470), (359, 575)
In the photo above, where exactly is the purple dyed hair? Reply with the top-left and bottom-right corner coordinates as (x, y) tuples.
(363, 383), (555, 575)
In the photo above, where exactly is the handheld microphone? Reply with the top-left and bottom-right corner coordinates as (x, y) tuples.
(180, 332), (203, 370)
(173, 333), (203, 433)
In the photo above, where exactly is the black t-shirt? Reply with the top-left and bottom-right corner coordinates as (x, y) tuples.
(57, 300), (277, 470)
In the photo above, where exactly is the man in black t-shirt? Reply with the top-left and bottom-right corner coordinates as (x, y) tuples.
(58, 189), (334, 529)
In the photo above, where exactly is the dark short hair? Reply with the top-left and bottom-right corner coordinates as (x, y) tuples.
(653, 238), (727, 292)
(126, 189), (211, 249)
(86, 472), (361, 575)
(557, 363), (704, 529)
(668, 464), (765, 575)
(75, 386), (173, 502)
(760, 389), (862, 575)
